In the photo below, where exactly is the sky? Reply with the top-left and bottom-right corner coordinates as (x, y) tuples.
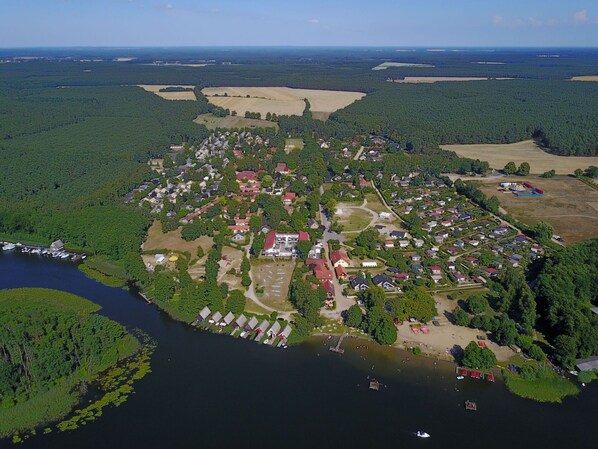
(1, 0), (598, 47)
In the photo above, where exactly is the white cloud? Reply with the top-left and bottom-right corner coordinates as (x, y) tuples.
(154, 2), (173, 10)
(307, 18), (319, 24)
(574, 9), (588, 23)
(528, 17), (544, 26)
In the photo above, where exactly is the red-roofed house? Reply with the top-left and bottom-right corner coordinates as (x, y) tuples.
(283, 192), (296, 204)
(335, 265), (347, 280)
(236, 171), (259, 182)
(484, 267), (499, 278)
(321, 280), (335, 298)
(430, 266), (442, 275)
(306, 258), (326, 270)
(275, 163), (290, 174)
(314, 266), (333, 281)
(330, 250), (351, 268)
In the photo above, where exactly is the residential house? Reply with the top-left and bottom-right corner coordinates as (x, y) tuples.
(335, 265), (348, 280)
(373, 275), (394, 290)
(245, 316), (259, 331)
(350, 276), (369, 291)
(361, 261), (378, 268)
(279, 325), (292, 341)
(330, 250), (351, 268)
(429, 266), (442, 275)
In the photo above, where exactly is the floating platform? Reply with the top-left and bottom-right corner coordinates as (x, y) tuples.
(465, 400), (477, 411)
(369, 380), (380, 391)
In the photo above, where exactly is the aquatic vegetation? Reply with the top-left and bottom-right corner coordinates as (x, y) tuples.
(55, 333), (156, 433)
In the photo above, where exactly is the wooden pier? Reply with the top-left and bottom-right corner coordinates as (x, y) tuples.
(369, 380), (380, 391)
(329, 333), (346, 354)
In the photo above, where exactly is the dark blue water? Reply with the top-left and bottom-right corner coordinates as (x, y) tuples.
(1, 251), (596, 449)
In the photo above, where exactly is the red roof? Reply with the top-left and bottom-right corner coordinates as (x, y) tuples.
(314, 266), (333, 280)
(321, 280), (335, 296)
(298, 231), (310, 241)
(276, 163), (289, 173)
(264, 230), (277, 251)
(306, 258), (326, 269)
(236, 170), (259, 182)
(283, 192), (296, 202)
(335, 266), (347, 277)
(330, 250), (350, 266)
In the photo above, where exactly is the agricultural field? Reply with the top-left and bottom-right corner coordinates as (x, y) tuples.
(571, 76), (598, 82)
(443, 140), (598, 174)
(389, 77), (513, 83)
(477, 176), (598, 244)
(252, 260), (296, 311)
(137, 85), (197, 100)
(194, 114), (278, 130)
(142, 221), (213, 258)
(201, 86), (365, 120)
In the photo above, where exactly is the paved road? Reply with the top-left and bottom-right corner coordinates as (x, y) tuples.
(319, 203), (355, 320)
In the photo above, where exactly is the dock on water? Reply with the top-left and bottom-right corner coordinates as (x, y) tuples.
(465, 400), (478, 411)
(369, 380), (380, 391)
(329, 333), (346, 354)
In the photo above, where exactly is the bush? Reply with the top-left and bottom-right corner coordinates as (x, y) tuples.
(466, 295), (488, 314)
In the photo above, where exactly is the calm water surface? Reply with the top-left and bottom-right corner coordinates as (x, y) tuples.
(1, 251), (596, 449)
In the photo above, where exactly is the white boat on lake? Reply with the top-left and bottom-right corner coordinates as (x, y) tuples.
(2, 243), (16, 251)
(416, 431), (431, 439)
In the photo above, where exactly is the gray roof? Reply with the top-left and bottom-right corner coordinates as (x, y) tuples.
(235, 314), (248, 327)
(257, 320), (270, 332)
(223, 312), (235, 325)
(211, 311), (223, 322)
(246, 316), (259, 329)
(280, 325), (292, 339)
(590, 307), (598, 315)
(199, 306), (211, 319)
(267, 322), (282, 336)
(576, 356), (598, 372)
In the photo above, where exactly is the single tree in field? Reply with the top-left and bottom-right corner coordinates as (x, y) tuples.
(504, 161), (517, 175)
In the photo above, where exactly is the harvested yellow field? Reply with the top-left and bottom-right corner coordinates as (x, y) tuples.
(443, 140), (598, 175)
(571, 76), (598, 82)
(389, 77), (513, 84)
(201, 86), (365, 120)
(142, 221), (213, 258)
(138, 85), (197, 100)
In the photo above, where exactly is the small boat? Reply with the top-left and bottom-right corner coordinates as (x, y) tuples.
(416, 431), (431, 439)
(457, 375), (465, 380)
(2, 243), (16, 251)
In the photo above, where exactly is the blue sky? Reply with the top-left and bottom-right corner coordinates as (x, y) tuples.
(1, 0), (598, 47)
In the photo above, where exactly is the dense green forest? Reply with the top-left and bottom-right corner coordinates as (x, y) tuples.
(0, 84), (210, 258)
(0, 288), (138, 437)
(333, 81), (598, 155)
(535, 239), (598, 368)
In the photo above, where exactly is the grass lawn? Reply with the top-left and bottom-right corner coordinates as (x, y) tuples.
(336, 206), (373, 232)
(0, 288), (100, 314)
(285, 138), (304, 150)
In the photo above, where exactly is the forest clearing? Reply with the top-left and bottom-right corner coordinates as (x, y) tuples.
(372, 62), (435, 70)
(389, 76), (514, 83)
(194, 114), (278, 130)
(444, 140), (598, 174)
(142, 221), (212, 257)
(202, 86), (365, 120)
(477, 176), (598, 243)
(137, 85), (197, 100)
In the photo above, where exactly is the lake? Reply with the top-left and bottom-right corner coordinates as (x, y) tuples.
(1, 251), (596, 449)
